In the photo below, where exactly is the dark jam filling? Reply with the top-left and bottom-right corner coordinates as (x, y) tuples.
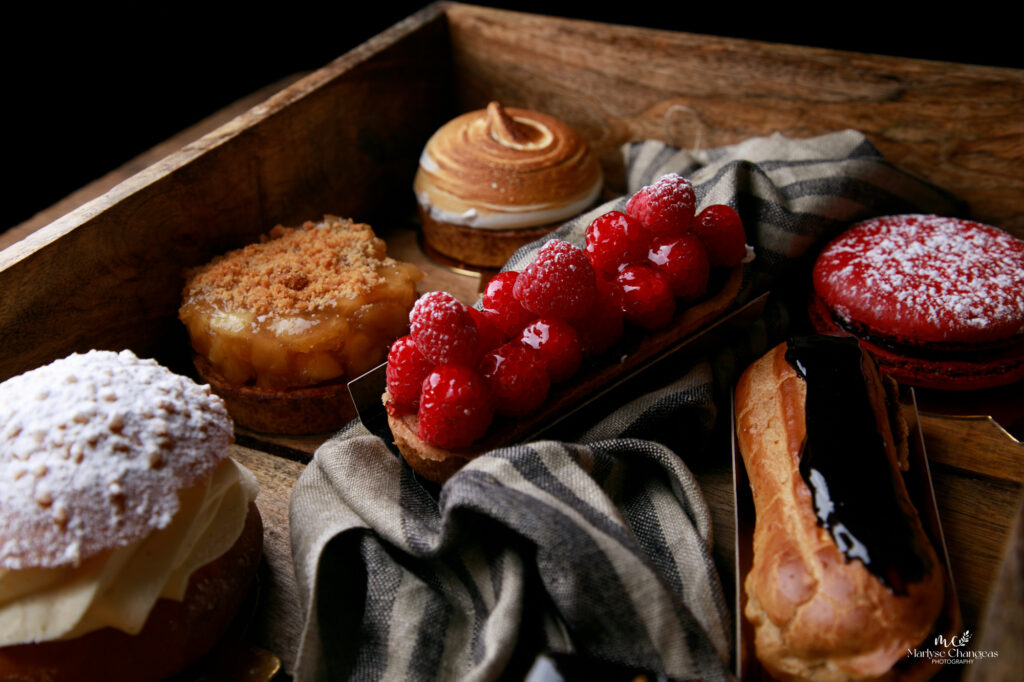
(828, 309), (1023, 361)
(785, 336), (932, 594)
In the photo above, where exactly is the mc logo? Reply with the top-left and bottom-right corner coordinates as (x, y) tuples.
(934, 630), (972, 649)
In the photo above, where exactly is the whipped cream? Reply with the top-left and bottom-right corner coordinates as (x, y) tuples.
(0, 457), (258, 645)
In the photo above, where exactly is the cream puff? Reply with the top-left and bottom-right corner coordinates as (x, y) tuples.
(0, 349), (262, 682)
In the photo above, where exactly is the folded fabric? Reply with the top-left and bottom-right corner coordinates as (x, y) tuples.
(289, 130), (963, 681)
(508, 130), (964, 293)
(291, 389), (734, 681)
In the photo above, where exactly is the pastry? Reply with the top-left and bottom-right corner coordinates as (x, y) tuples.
(180, 215), (423, 433)
(735, 337), (945, 681)
(385, 174), (749, 482)
(809, 214), (1024, 390)
(414, 101), (603, 268)
(0, 350), (262, 682)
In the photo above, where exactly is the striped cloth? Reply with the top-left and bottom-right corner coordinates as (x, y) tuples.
(289, 130), (962, 681)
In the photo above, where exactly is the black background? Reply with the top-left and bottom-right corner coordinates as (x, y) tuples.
(6, 3), (1018, 232)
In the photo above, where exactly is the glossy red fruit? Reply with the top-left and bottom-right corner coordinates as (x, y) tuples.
(385, 335), (434, 414)
(513, 240), (597, 319)
(481, 271), (534, 339)
(468, 307), (505, 353)
(571, 277), (625, 355)
(409, 291), (480, 367)
(478, 343), (551, 417)
(647, 233), (710, 301)
(691, 204), (746, 267)
(616, 263), (676, 330)
(584, 210), (651, 278)
(518, 317), (583, 383)
(417, 365), (494, 448)
(624, 173), (696, 236)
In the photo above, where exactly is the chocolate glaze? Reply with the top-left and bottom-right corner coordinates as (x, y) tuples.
(785, 335), (932, 594)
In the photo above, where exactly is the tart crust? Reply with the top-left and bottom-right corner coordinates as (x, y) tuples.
(194, 355), (356, 435)
(386, 264), (744, 483)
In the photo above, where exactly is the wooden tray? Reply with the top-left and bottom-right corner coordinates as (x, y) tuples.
(2, 4), (1021, 677)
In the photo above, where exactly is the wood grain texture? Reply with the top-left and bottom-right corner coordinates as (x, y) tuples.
(931, 469), (1022, 632)
(1, 3), (1021, 675)
(966, 496), (1024, 682)
(0, 76), (306, 253)
(0, 4), (452, 383)
(442, 3), (1024, 235)
(231, 446), (306, 673)
(920, 413), (1022, 484)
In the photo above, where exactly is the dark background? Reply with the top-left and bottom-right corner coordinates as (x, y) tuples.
(6, 2), (1018, 232)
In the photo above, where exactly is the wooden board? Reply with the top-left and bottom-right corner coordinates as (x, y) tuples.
(442, 4), (1024, 233)
(1, 3), (1021, 677)
(4, 4), (1023, 384)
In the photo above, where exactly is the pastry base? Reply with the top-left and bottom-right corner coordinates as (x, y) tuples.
(418, 206), (556, 268)
(194, 355), (356, 434)
(386, 264), (745, 482)
(0, 504), (263, 682)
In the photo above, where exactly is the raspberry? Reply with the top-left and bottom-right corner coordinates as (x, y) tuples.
(691, 204), (746, 267)
(417, 365), (494, 448)
(409, 291), (480, 366)
(518, 317), (582, 383)
(481, 271), (534, 339)
(468, 307), (505, 353)
(584, 210), (651, 278)
(478, 343), (550, 417)
(571, 276), (625, 355)
(385, 335), (433, 414)
(647, 233), (710, 301)
(616, 263), (676, 330)
(624, 173), (696, 236)
(513, 240), (597, 319)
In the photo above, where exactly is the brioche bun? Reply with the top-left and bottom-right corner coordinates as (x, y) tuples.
(0, 350), (262, 682)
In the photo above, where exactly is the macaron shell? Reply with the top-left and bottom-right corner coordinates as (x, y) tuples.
(809, 291), (1024, 391)
(812, 215), (1024, 346)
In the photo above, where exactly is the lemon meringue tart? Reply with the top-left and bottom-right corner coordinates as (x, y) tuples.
(414, 102), (603, 268)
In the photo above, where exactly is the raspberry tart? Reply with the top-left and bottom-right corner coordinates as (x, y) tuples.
(810, 214), (1024, 390)
(180, 216), (423, 433)
(384, 174), (750, 482)
(414, 102), (603, 268)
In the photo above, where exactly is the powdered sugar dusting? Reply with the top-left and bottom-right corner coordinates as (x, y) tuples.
(814, 215), (1024, 343)
(0, 350), (232, 569)
(410, 291), (481, 366)
(624, 173), (696, 235)
(513, 239), (597, 318)
(642, 174), (692, 206)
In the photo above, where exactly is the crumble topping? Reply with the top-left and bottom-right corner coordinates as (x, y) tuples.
(181, 216), (407, 317)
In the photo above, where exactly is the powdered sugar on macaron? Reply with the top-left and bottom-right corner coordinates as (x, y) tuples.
(813, 215), (1024, 345)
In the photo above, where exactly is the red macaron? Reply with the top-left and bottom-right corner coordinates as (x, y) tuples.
(810, 214), (1024, 390)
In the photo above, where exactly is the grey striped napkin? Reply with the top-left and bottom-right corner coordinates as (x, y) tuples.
(289, 130), (962, 681)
